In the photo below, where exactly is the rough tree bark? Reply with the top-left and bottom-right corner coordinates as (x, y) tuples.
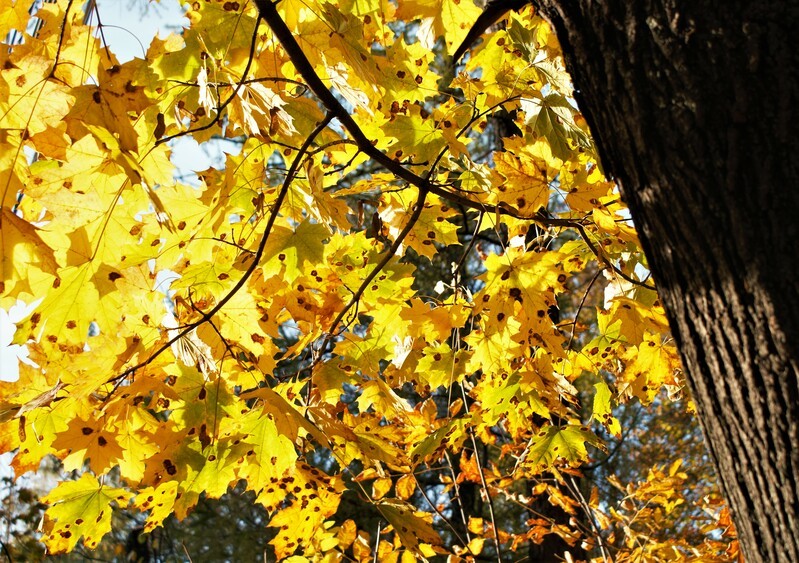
(526, 1), (799, 561)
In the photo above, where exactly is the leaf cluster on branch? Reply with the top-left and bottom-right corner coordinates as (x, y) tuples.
(0, 0), (736, 560)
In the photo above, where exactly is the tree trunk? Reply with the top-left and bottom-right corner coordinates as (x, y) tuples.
(529, 1), (799, 561)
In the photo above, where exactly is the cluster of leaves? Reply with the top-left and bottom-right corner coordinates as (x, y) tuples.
(0, 0), (736, 560)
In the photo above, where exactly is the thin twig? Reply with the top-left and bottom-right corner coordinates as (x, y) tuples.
(331, 188), (428, 339)
(453, 211), (485, 287)
(460, 388), (503, 562)
(83, 0), (111, 59)
(565, 476), (611, 563)
(1, 539), (14, 563)
(168, 76), (308, 94)
(413, 474), (474, 552)
(443, 451), (473, 544)
(372, 520), (381, 563)
(181, 542), (194, 563)
(567, 268), (601, 349)
(48, 0), (75, 78)
(571, 221), (655, 290)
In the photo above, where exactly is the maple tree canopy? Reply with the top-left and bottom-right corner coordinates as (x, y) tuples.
(0, 0), (737, 560)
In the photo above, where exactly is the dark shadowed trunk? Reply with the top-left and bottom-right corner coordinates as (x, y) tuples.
(529, 1), (799, 560)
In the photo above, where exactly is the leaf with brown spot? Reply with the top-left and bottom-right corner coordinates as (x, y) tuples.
(41, 473), (132, 554)
(379, 498), (442, 551)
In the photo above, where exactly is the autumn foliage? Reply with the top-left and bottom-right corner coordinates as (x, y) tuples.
(0, 0), (737, 560)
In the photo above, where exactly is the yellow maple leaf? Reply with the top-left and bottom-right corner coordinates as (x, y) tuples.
(133, 481), (179, 533)
(0, 0), (31, 38)
(621, 333), (681, 404)
(0, 56), (75, 136)
(65, 59), (153, 152)
(592, 380), (622, 438)
(235, 406), (298, 494)
(396, 0), (482, 51)
(41, 473), (133, 554)
(0, 207), (57, 298)
(268, 466), (343, 558)
(493, 149), (551, 214)
(53, 416), (124, 474)
(381, 104), (448, 163)
(379, 498), (443, 551)
(395, 473), (416, 500)
(262, 220), (328, 283)
(11, 400), (69, 474)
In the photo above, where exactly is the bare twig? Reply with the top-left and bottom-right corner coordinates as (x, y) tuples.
(330, 187), (428, 339)
(571, 221), (655, 290)
(460, 387), (503, 562)
(48, 0), (75, 78)
(303, 186), (429, 405)
(181, 541), (194, 563)
(168, 76), (308, 95)
(444, 451), (473, 544)
(413, 474), (474, 552)
(565, 476), (611, 563)
(566, 268), (602, 349)
(372, 520), (381, 563)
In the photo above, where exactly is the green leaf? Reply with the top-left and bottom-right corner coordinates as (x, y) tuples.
(521, 93), (591, 160)
(521, 424), (603, 474)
